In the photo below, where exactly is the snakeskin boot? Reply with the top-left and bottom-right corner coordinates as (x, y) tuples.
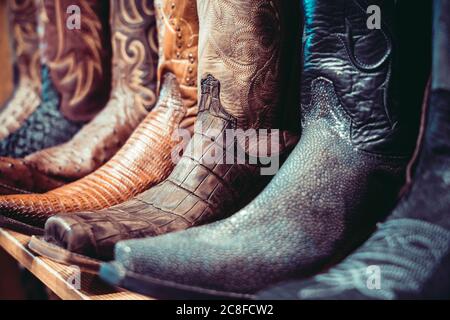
(86, 0), (432, 298)
(0, 0), (159, 194)
(28, 0), (299, 266)
(0, 0), (111, 158)
(0, 0), (199, 234)
(258, 0), (450, 300)
(0, 0), (41, 141)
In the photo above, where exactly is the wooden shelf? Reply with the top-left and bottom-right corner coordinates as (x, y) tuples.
(0, 228), (152, 300)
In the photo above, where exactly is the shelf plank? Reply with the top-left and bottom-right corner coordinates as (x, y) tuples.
(0, 228), (152, 300)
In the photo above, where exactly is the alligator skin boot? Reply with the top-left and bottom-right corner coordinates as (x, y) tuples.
(28, 0), (298, 267)
(0, 0), (159, 195)
(0, 0), (41, 141)
(88, 0), (431, 299)
(0, 0), (112, 158)
(0, 0), (199, 234)
(257, 0), (450, 300)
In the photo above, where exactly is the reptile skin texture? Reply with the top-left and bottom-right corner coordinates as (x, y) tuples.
(0, 0), (199, 229)
(94, 0), (427, 298)
(0, 0), (112, 158)
(40, 0), (298, 261)
(0, 0), (41, 141)
(257, 0), (450, 300)
(0, 0), (159, 194)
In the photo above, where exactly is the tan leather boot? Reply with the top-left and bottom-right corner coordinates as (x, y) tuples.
(0, 0), (159, 194)
(0, 0), (112, 159)
(0, 0), (41, 141)
(0, 0), (199, 234)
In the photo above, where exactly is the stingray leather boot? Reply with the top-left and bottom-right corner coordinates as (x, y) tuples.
(0, 0), (199, 234)
(0, 0), (41, 141)
(30, 0), (298, 265)
(259, 0), (450, 300)
(0, 0), (159, 194)
(0, 0), (112, 158)
(92, 0), (430, 299)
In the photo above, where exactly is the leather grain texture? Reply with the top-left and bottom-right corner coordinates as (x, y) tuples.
(41, 0), (298, 261)
(40, 0), (112, 122)
(94, 0), (427, 298)
(0, 0), (112, 158)
(259, 4), (450, 299)
(23, 0), (159, 180)
(0, 0), (41, 141)
(0, 0), (199, 229)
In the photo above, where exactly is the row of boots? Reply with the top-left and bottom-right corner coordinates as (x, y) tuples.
(0, 0), (448, 299)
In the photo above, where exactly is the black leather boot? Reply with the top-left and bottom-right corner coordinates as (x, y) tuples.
(257, 0), (450, 300)
(94, 0), (429, 299)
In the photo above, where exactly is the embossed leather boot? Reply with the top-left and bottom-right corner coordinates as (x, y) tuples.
(0, 0), (112, 158)
(90, 0), (431, 298)
(0, 0), (41, 141)
(0, 0), (199, 234)
(257, 0), (450, 300)
(29, 0), (298, 266)
(0, 0), (159, 194)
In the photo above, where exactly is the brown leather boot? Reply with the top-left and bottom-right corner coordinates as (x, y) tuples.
(0, 0), (199, 234)
(0, 0), (41, 141)
(0, 0), (111, 159)
(0, 0), (159, 194)
(29, 0), (299, 264)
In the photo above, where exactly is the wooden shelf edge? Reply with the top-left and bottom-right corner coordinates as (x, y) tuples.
(0, 228), (151, 300)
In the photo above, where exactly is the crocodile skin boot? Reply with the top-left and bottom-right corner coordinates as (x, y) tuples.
(91, 0), (431, 299)
(0, 0), (41, 141)
(0, 0), (199, 234)
(0, 0), (158, 194)
(257, 0), (450, 300)
(29, 0), (298, 267)
(0, 0), (111, 158)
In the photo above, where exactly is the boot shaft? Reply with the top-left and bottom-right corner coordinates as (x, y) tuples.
(432, 0), (450, 92)
(155, 0), (199, 116)
(420, 0), (450, 162)
(301, 0), (428, 156)
(8, 0), (40, 88)
(196, 0), (291, 129)
(38, 0), (112, 122)
(109, 0), (158, 111)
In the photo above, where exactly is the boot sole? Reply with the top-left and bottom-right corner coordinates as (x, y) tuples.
(28, 236), (101, 273)
(0, 215), (44, 236)
(100, 261), (256, 300)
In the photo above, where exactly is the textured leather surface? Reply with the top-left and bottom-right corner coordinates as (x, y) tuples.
(301, 0), (411, 155)
(258, 89), (450, 300)
(42, 0), (298, 261)
(0, 66), (83, 158)
(0, 0), (112, 158)
(101, 78), (407, 295)
(40, 0), (112, 122)
(0, 0), (41, 140)
(259, 7), (450, 298)
(0, 74), (193, 228)
(94, 0), (423, 297)
(0, 0), (199, 228)
(0, 157), (64, 195)
(24, 0), (159, 180)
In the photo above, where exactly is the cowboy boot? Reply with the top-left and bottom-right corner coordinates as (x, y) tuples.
(0, 0), (112, 158)
(91, 0), (431, 299)
(28, 0), (298, 265)
(0, 0), (41, 141)
(258, 0), (450, 300)
(0, 0), (159, 195)
(0, 0), (199, 234)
